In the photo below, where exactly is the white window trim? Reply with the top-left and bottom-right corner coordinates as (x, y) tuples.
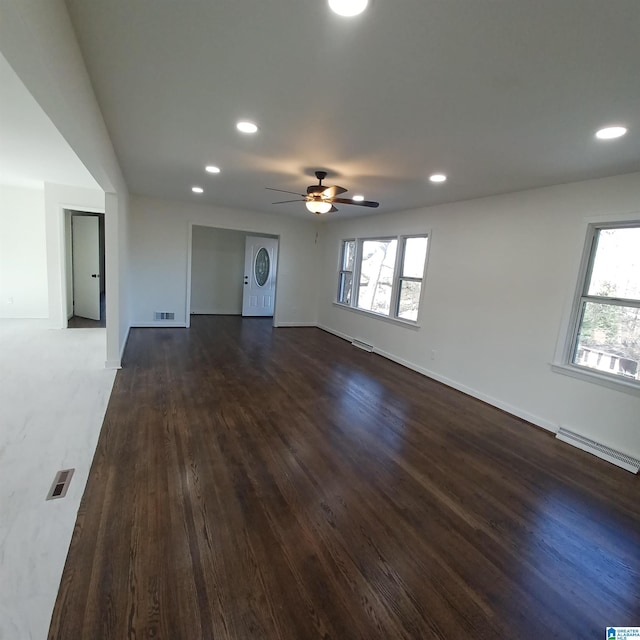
(550, 362), (640, 396)
(332, 300), (423, 329)
(552, 215), (640, 396)
(335, 233), (430, 326)
(337, 238), (355, 305)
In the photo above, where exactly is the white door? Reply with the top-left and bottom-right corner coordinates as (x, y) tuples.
(72, 215), (100, 320)
(242, 236), (278, 317)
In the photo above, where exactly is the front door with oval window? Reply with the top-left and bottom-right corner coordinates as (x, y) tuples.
(242, 236), (278, 317)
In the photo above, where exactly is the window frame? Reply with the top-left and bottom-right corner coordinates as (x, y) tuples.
(337, 239), (356, 305)
(355, 235), (398, 317)
(335, 233), (429, 325)
(553, 219), (640, 395)
(395, 235), (430, 322)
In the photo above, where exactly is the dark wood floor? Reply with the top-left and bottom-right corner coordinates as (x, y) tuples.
(49, 316), (640, 639)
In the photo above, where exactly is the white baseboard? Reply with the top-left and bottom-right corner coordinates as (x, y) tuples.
(317, 324), (351, 342)
(275, 321), (317, 327)
(131, 322), (188, 328)
(317, 324), (557, 434)
(374, 345), (557, 434)
(191, 309), (241, 315)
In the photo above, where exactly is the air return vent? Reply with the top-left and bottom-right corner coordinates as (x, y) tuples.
(46, 468), (75, 500)
(556, 428), (640, 474)
(154, 312), (175, 321)
(351, 338), (374, 352)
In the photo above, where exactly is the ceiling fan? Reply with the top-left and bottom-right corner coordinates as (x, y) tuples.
(267, 171), (379, 214)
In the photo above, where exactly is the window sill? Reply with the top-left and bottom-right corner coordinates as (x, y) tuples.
(333, 302), (421, 330)
(550, 362), (640, 397)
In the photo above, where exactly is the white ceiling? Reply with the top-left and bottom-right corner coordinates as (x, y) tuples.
(0, 52), (99, 191)
(64, 0), (640, 218)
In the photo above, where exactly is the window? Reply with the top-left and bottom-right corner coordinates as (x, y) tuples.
(357, 238), (397, 315)
(398, 236), (428, 321)
(337, 235), (429, 323)
(338, 240), (355, 304)
(568, 223), (640, 386)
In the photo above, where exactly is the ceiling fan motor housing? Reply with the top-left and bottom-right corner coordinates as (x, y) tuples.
(307, 170), (329, 195)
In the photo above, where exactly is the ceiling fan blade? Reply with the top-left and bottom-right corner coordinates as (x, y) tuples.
(266, 187), (306, 197)
(330, 197), (379, 208)
(329, 205), (338, 213)
(272, 199), (306, 204)
(322, 185), (348, 197)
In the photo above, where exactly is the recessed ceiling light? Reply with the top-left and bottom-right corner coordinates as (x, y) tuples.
(352, 194), (364, 201)
(236, 121), (258, 134)
(329, 0), (369, 16)
(205, 165), (221, 174)
(429, 174), (447, 183)
(192, 186), (204, 194)
(595, 126), (627, 140)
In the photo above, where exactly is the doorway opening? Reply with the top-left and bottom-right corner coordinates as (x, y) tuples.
(187, 225), (279, 323)
(65, 210), (105, 328)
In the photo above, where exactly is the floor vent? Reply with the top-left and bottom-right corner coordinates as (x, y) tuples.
(351, 338), (374, 352)
(46, 468), (75, 500)
(154, 311), (175, 321)
(556, 428), (639, 474)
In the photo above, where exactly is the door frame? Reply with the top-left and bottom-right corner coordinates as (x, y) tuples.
(185, 222), (281, 329)
(67, 211), (105, 322)
(242, 235), (279, 317)
(58, 204), (105, 328)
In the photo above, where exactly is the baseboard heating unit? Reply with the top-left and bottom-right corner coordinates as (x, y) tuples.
(351, 338), (374, 352)
(556, 427), (640, 474)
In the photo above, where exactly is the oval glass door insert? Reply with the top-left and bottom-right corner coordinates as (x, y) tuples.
(254, 247), (270, 286)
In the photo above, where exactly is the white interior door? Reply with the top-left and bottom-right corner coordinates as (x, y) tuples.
(242, 236), (278, 317)
(72, 215), (100, 320)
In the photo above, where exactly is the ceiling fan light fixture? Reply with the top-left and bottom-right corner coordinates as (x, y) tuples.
(306, 200), (333, 214)
(328, 0), (369, 17)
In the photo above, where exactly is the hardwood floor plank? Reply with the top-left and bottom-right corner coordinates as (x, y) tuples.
(49, 316), (640, 639)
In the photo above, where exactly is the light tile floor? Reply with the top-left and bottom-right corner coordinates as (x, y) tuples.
(0, 321), (116, 640)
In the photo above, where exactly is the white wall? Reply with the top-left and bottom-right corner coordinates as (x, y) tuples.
(0, 185), (48, 318)
(0, 0), (132, 367)
(190, 226), (246, 315)
(130, 196), (318, 327)
(317, 172), (640, 459)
